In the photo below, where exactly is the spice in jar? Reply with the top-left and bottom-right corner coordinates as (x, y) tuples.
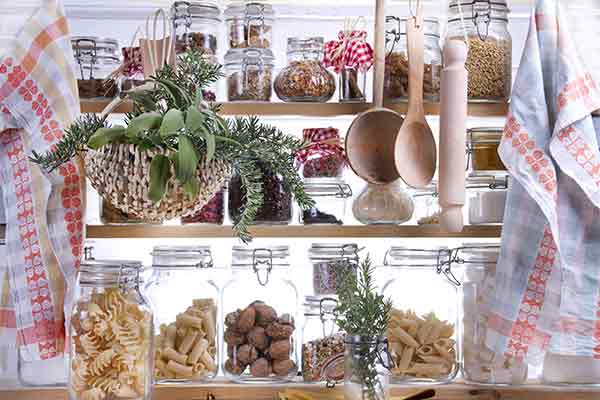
(227, 70), (272, 101)
(275, 61), (335, 102)
(302, 333), (345, 383)
(471, 144), (506, 171)
(384, 52), (441, 100)
(182, 191), (224, 225)
(225, 2), (274, 49)
(465, 37), (511, 100)
(230, 24), (272, 49)
(175, 32), (218, 55)
(313, 258), (356, 296)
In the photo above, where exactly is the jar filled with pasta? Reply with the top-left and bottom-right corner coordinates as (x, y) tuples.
(144, 246), (219, 382)
(381, 247), (459, 384)
(171, 1), (221, 57)
(69, 260), (153, 400)
(222, 246), (298, 382)
(71, 36), (120, 99)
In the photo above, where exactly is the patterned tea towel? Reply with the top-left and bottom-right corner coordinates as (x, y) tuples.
(0, 0), (84, 363)
(485, 0), (600, 366)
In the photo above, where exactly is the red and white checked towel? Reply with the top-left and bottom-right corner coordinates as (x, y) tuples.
(485, 0), (600, 365)
(0, 0), (83, 363)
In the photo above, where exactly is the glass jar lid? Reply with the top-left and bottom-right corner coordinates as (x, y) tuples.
(385, 16), (440, 38)
(71, 36), (120, 64)
(303, 178), (352, 199)
(79, 259), (143, 287)
(467, 127), (503, 145)
(232, 245), (290, 268)
(172, 1), (221, 22)
(151, 245), (213, 268)
(309, 243), (360, 262)
(224, 2), (274, 20)
(384, 246), (450, 267)
(466, 172), (508, 189)
(287, 36), (325, 53)
(448, 0), (509, 16)
(411, 181), (439, 198)
(452, 243), (500, 267)
(224, 48), (275, 67)
(304, 296), (339, 337)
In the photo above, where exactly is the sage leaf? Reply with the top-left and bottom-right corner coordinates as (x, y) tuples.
(176, 134), (199, 183)
(159, 109), (185, 137)
(185, 106), (205, 133)
(183, 178), (199, 199)
(87, 126), (126, 150)
(126, 112), (162, 137)
(194, 87), (204, 108)
(148, 155), (172, 203)
(205, 132), (216, 162)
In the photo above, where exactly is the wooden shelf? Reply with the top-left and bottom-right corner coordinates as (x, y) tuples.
(80, 100), (509, 117)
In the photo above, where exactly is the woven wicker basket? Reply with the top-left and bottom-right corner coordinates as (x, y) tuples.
(85, 143), (232, 221)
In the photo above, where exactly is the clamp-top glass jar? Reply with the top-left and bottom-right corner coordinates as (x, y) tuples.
(69, 260), (153, 400)
(381, 247), (459, 384)
(171, 1), (220, 57)
(445, 0), (512, 101)
(275, 37), (336, 102)
(222, 246), (298, 382)
(225, 2), (274, 49)
(71, 36), (120, 99)
(308, 243), (359, 296)
(412, 182), (441, 225)
(302, 179), (352, 225)
(144, 246), (218, 382)
(467, 173), (508, 225)
(384, 17), (442, 102)
(225, 48), (274, 101)
(466, 127), (506, 173)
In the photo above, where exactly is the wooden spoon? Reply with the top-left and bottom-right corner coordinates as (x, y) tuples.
(394, 3), (437, 189)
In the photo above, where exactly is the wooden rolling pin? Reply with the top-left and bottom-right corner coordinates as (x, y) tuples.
(439, 40), (468, 232)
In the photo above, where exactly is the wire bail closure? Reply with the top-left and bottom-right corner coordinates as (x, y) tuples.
(73, 38), (98, 80)
(252, 248), (273, 286)
(436, 248), (461, 287)
(319, 297), (339, 338)
(472, 0), (492, 41)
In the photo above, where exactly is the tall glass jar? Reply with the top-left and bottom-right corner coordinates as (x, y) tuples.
(275, 37), (336, 102)
(381, 247), (459, 384)
(445, 0), (512, 101)
(171, 1), (220, 57)
(71, 36), (120, 99)
(225, 48), (274, 101)
(384, 17), (442, 102)
(467, 173), (508, 225)
(344, 335), (391, 400)
(144, 246), (218, 382)
(309, 243), (359, 296)
(302, 297), (345, 383)
(224, 2), (274, 49)
(222, 246), (298, 382)
(69, 260), (152, 400)
(454, 244), (528, 385)
(352, 181), (414, 225)
(466, 127), (506, 173)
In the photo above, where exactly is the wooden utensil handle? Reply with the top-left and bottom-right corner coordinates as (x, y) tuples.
(406, 6), (424, 115)
(373, 0), (386, 108)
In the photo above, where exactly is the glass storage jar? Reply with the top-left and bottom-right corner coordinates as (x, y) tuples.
(454, 244), (528, 385)
(412, 182), (441, 225)
(344, 335), (391, 400)
(222, 246), (298, 382)
(467, 173), (508, 225)
(274, 37), (336, 102)
(172, 1), (220, 57)
(382, 247), (459, 384)
(297, 127), (346, 179)
(309, 243), (359, 296)
(69, 260), (152, 400)
(224, 2), (274, 49)
(72, 36), (120, 99)
(182, 189), (225, 225)
(302, 297), (345, 383)
(228, 165), (292, 225)
(384, 17), (442, 102)
(466, 127), (506, 172)
(144, 246), (218, 382)
(225, 48), (274, 101)
(352, 181), (414, 225)
(302, 179), (352, 225)
(445, 0), (512, 101)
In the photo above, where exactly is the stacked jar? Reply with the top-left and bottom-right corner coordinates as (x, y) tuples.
(224, 2), (275, 101)
(309, 243), (359, 297)
(412, 182), (441, 225)
(71, 37), (120, 99)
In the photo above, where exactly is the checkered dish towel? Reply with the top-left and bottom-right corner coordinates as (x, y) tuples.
(485, 0), (600, 366)
(0, 0), (84, 362)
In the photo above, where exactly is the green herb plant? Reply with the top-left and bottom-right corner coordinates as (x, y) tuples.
(30, 51), (314, 242)
(335, 256), (392, 400)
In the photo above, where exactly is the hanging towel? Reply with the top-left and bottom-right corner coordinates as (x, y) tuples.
(0, 0), (83, 362)
(485, 0), (600, 366)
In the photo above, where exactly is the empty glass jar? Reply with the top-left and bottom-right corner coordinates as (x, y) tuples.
(302, 179), (352, 225)
(171, 1), (220, 57)
(467, 173), (508, 225)
(71, 36), (120, 99)
(309, 243), (359, 296)
(225, 2), (274, 49)
(225, 48), (274, 101)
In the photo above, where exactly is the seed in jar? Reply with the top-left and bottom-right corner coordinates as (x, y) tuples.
(302, 332), (345, 382)
(464, 37), (511, 100)
(175, 32), (217, 55)
(274, 61), (336, 102)
(384, 52), (441, 101)
(227, 70), (272, 102)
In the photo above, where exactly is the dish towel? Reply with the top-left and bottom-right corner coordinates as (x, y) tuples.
(0, 0), (83, 363)
(485, 0), (600, 366)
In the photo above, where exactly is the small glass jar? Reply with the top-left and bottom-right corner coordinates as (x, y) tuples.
(224, 2), (274, 49)
(144, 246), (218, 383)
(120, 46), (145, 91)
(228, 166), (292, 225)
(412, 182), (441, 226)
(352, 181), (414, 225)
(302, 179), (352, 225)
(445, 0), (512, 101)
(309, 243), (359, 296)
(344, 336), (391, 400)
(339, 66), (367, 103)
(466, 127), (506, 173)
(69, 260), (152, 400)
(274, 37), (336, 103)
(384, 17), (442, 102)
(222, 246), (298, 382)
(454, 244), (528, 385)
(381, 247), (459, 384)
(302, 297), (345, 383)
(182, 190), (225, 225)
(467, 173), (508, 225)
(172, 1), (220, 57)
(297, 127), (346, 179)
(72, 36), (120, 99)
(225, 48), (274, 101)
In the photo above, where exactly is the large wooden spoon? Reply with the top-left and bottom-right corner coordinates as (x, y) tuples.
(394, 4), (437, 189)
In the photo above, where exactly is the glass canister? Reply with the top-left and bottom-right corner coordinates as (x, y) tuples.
(344, 335), (391, 400)
(445, 0), (512, 101)
(412, 182), (441, 226)
(69, 260), (153, 400)
(467, 173), (508, 225)
(309, 243), (359, 297)
(222, 246), (298, 382)
(467, 127), (506, 172)
(224, 2), (274, 49)
(384, 17), (442, 102)
(171, 1), (220, 57)
(302, 179), (352, 225)
(382, 247), (459, 384)
(144, 246), (218, 382)
(454, 244), (528, 385)
(352, 181), (414, 225)
(72, 36), (120, 99)
(302, 297), (345, 383)
(274, 37), (336, 102)
(225, 48), (274, 101)
(182, 189), (225, 225)
(297, 127), (346, 179)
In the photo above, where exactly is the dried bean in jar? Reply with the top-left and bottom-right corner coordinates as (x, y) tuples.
(182, 191), (224, 225)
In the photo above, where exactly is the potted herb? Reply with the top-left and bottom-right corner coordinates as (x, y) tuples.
(336, 256), (392, 400)
(30, 51), (313, 241)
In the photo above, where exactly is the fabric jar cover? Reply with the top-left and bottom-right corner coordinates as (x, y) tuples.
(324, 30), (374, 73)
(122, 46), (144, 79)
(295, 127), (346, 166)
